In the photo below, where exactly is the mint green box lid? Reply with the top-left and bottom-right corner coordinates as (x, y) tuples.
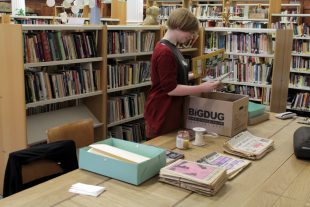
(248, 102), (266, 118)
(79, 138), (166, 185)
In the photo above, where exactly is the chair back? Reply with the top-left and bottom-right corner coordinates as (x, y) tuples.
(3, 140), (78, 197)
(47, 119), (94, 148)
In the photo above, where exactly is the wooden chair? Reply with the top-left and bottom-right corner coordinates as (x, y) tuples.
(21, 119), (94, 190)
(46, 119), (94, 149)
(4, 140), (78, 197)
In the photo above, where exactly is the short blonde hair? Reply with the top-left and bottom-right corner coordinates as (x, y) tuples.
(166, 8), (199, 33)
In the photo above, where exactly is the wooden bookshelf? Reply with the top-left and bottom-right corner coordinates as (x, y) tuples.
(271, 10), (310, 114)
(0, 24), (107, 194)
(203, 27), (293, 112)
(104, 25), (161, 139)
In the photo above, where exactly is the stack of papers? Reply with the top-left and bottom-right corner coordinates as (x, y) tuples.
(223, 131), (274, 160)
(197, 152), (251, 179)
(69, 183), (106, 197)
(159, 159), (227, 196)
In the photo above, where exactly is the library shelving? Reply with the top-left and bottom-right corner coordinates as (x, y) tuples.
(0, 23), (107, 150)
(203, 27), (293, 112)
(8, 15), (120, 25)
(0, 23), (108, 194)
(104, 25), (161, 142)
(271, 12), (310, 114)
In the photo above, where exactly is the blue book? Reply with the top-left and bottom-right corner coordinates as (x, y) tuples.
(248, 101), (265, 118)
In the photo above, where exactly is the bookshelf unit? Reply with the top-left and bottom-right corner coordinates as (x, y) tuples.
(7, 15), (120, 25)
(104, 25), (161, 142)
(271, 12), (310, 114)
(0, 24), (107, 146)
(203, 27), (293, 112)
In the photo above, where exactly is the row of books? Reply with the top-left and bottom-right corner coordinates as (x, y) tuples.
(292, 39), (310, 54)
(291, 56), (310, 70)
(108, 92), (146, 124)
(272, 22), (310, 36)
(207, 58), (273, 85)
(225, 33), (274, 55)
(289, 92), (310, 111)
(25, 65), (100, 103)
(289, 74), (310, 88)
(202, 21), (268, 29)
(14, 19), (56, 25)
(158, 5), (182, 19)
(23, 31), (98, 63)
(234, 85), (264, 101)
(190, 5), (222, 18)
(108, 120), (146, 143)
(107, 61), (150, 89)
(279, 10), (298, 23)
(204, 32), (274, 55)
(237, 86), (270, 104)
(107, 31), (156, 54)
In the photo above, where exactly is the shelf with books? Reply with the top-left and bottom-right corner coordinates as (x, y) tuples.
(10, 15), (120, 25)
(273, 12), (310, 115)
(104, 25), (161, 139)
(24, 57), (103, 68)
(107, 81), (152, 93)
(287, 90), (310, 115)
(26, 91), (103, 109)
(107, 114), (145, 128)
(203, 27), (293, 111)
(0, 24), (106, 149)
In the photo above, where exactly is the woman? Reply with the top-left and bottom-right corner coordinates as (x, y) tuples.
(144, 8), (222, 139)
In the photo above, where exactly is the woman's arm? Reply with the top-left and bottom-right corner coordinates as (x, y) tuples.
(168, 80), (222, 96)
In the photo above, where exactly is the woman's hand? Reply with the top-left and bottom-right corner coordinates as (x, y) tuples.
(199, 80), (224, 92)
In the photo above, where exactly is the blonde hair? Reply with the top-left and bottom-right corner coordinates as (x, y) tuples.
(166, 8), (199, 33)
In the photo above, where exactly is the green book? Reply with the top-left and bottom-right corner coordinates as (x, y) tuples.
(248, 102), (265, 118)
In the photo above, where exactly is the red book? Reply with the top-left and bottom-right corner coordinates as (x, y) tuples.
(39, 31), (52, 62)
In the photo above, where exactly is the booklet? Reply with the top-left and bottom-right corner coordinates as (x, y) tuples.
(223, 131), (274, 160)
(197, 152), (251, 179)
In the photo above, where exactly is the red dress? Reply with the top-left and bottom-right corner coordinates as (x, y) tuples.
(144, 40), (188, 138)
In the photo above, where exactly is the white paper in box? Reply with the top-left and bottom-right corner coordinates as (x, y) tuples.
(184, 92), (249, 137)
(79, 138), (166, 185)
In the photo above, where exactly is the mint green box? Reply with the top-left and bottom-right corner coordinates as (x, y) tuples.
(79, 138), (166, 185)
(248, 101), (266, 118)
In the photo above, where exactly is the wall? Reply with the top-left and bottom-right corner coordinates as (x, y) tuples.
(25, 0), (62, 16)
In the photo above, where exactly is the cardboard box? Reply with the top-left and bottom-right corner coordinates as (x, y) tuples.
(79, 138), (166, 185)
(184, 92), (249, 137)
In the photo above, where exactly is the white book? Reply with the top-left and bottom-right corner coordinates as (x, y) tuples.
(88, 143), (150, 163)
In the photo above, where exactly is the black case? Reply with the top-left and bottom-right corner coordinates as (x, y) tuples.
(293, 127), (310, 159)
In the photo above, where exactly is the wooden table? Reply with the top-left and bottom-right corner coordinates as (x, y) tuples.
(1, 116), (310, 207)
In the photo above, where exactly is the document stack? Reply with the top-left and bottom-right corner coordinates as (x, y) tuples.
(159, 159), (227, 196)
(223, 131), (274, 160)
(197, 152), (251, 179)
